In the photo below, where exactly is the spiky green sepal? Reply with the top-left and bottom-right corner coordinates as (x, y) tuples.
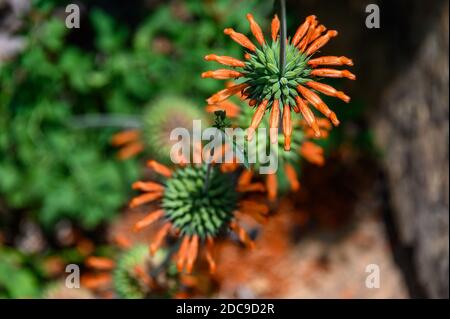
(162, 165), (237, 239)
(242, 40), (311, 108)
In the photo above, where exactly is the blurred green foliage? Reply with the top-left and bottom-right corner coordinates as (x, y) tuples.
(0, 0), (271, 229)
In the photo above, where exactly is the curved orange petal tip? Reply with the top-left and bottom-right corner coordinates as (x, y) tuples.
(292, 15), (314, 46)
(146, 160), (173, 177)
(204, 54), (246, 67)
(85, 257), (115, 270)
(150, 223), (172, 256)
(117, 142), (144, 160)
(176, 236), (190, 272)
(224, 28), (256, 52)
(248, 100), (268, 139)
(206, 83), (248, 105)
(269, 100), (280, 144)
(265, 173), (278, 201)
(282, 105), (292, 151)
(113, 234), (132, 249)
(305, 30), (338, 55)
(133, 209), (164, 232)
(201, 69), (243, 80)
(311, 68), (356, 80)
(185, 235), (199, 274)
(271, 14), (280, 41)
(81, 273), (112, 290)
(205, 237), (216, 274)
(300, 141), (325, 166)
(306, 81), (351, 103)
(129, 192), (163, 208)
(308, 56), (354, 67)
(246, 13), (265, 45)
(284, 163), (300, 191)
(132, 181), (165, 192)
(111, 129), (140, 146)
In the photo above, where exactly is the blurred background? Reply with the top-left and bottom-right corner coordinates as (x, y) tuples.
(0, 0), (448, 298)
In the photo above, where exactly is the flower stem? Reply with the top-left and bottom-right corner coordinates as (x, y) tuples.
(279, 0), (287, 76)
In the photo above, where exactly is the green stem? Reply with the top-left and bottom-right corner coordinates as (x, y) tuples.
(279, 0), (287, 76)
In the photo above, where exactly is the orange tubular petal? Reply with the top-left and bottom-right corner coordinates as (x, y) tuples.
(113, 234), (132, 249)
(306, 81), (350, 103)
(266, 173), (278, 201)
(284, 163), (300, 191)
(81, 273), (112, 289)
(298, 18), (318, 52)
(247, 100), (268, 141)
(230, 221), (255, 249)
(297, 85), (340, 126)
(271, 15), (280, 41)
(311, 68), (356, 80)
(205, 237), (216, 274)
(269, 100), (280, 144)
(147, 160), (173, 177)
(292, 15), (315, 46)
(205, 100), (241, 118)
(224, 28), (256, 52)
(295, 96), (320, 137)
(308, 56), (354, 67)
(305, 30), (338, 55)
(132, 181), (165, 192)
(185, 235), (199, 274)
(246, 13), (265, 45)
(85, 257), (115, 270)
(308, 24), (327, 44)
(117, 142), (144, 160)
(237, 182), (266, 193)
(130, 192), (163, 209)
(201, 69), (244, 80)
(300, 141), (325, 166)
(248, 99), (257, 107)
(150, 223), (172, 256)
(238, 169), (254, 187)
(206, 83), (249, 105)
(282, 105), (292, 151)
(204, 54), (246, 67)
(220, 162), (240, 173)
(111, 130), (140, 146)
(176, 236), (190, 272)
(133, 209), (164, 232)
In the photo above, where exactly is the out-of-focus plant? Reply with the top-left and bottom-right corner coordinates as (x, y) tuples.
(0, 1), (271, 229)
(0, 247), (41, 298)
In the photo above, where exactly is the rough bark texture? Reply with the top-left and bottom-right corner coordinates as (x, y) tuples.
(374, 5), (449, 298)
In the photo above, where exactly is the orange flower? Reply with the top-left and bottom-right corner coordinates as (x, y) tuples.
(203, 14), (355, 150)
(129, 160), (268, 274)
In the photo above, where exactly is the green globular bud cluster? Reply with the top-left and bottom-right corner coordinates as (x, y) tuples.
(241, 40), (311, 108)
(113, 245), (178, 299)
(113, 245), (149, 299)
(142, 96), (208, 164)
(162, 165), (237, 238)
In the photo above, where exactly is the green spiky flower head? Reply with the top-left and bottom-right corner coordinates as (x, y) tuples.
(142, 96), (209, 164)
(243, 40), (311, 108)
(162, 164), (238, 239)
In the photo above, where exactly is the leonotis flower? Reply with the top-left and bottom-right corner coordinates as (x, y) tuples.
(129, 160), (268, 274)
(205, 89), (331, 201)
(81, 236), (180, 299)
(111, 96), (208, 163)
(203, 14), (355, 151)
